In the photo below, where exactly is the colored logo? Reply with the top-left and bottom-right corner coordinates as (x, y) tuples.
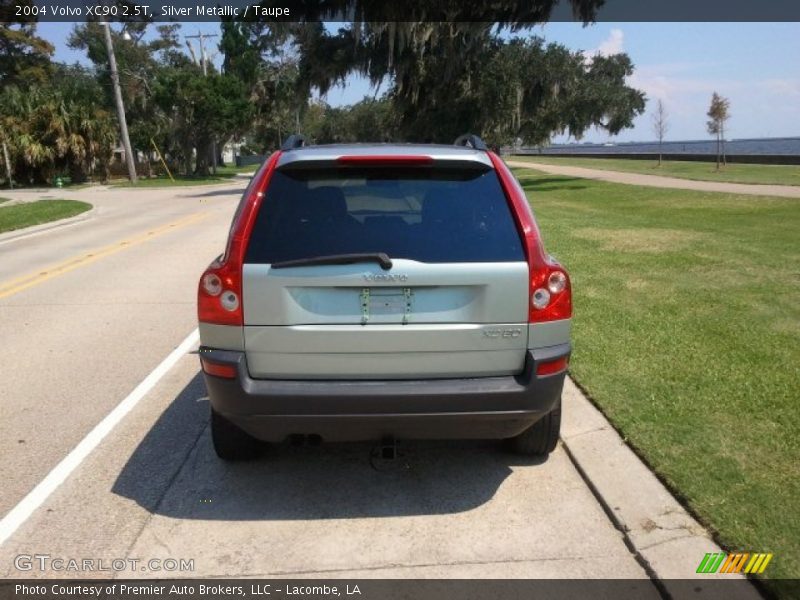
(696, 552), (773, 574)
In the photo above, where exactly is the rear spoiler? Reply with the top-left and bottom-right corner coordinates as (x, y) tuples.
(276, 156), (492, 172)
(275, 132), (494, 170)
(281, 132), (488, 152)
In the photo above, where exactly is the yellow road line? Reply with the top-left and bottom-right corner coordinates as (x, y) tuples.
(0, 211), (209, 300)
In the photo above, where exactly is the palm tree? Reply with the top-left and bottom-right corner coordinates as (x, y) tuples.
(0, 78), (116, 184)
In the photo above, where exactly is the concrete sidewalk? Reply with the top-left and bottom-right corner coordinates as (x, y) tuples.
(506, 160), (800, 198)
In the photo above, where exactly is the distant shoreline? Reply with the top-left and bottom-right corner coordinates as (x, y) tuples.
(525, 136), (800, 157)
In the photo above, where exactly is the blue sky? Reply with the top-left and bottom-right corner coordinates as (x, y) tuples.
(37, 21), (800, 143)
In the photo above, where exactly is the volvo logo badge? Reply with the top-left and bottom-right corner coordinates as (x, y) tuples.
(363, 273), (409, 283)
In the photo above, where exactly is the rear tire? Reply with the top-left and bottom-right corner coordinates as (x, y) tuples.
(211, 409), (262, 461)
(509, 398), (561, 456)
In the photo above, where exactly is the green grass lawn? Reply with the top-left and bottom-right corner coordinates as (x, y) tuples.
(512, 168), (799, 594)
(111, 172), (241, 188)
(112, 162), (261, 187)
(511, 155), (800, 187)
(216, 162), (261, 175)
(0, 199), (92, 234)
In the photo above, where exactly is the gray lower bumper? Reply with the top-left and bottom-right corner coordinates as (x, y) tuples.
(201, 345), (569, 442)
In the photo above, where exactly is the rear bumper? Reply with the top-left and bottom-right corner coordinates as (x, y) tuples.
(200, 345), (570, 442)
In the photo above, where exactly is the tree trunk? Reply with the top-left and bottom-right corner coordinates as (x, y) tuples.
(658, 140), (662, 166)
(69, 162), (87, 184)
(721, 124), (727, 166)
(183, 141), (193, 176)
(1, 139), (12, 189)
(716, 132), (721, 170)
(194, 142), (211, 176)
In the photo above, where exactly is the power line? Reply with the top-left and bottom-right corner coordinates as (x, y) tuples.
(184, 31), (218, 76)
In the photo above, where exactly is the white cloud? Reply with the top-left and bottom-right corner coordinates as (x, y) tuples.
(627, 63), (745, 108)
(597, 28), (624, 56)
(621, 65), (800, 140)
(583, 28), (624, 64)
(761, 78), (800, 98)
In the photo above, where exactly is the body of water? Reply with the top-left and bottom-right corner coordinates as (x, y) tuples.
(523, 137), (800, 156)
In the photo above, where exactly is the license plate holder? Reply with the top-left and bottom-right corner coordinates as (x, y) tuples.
(360, 287), (413, 324)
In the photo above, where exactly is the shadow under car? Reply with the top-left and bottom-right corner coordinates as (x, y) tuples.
(112, 372), (550, 521)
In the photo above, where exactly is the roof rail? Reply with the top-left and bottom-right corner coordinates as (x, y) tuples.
(281, 134), (306, 151)
(454, 134), (488, 151)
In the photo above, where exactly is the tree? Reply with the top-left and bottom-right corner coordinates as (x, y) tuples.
(651, 99), (669, 166)
(219, 21), (302, 151)
(0, 9), (54, 186)
(153, 67), (251, 175)
(300, 97), (396, 144)
(68, 22), (255, 177)
(290, 25), (645, 145)
(250, 59), (302, 150)
(477, 38), (645, 146)
(0, 65), (116, 184)
(0, 85), (27, 186)
(0, 7), (54, 87)
(218, 4), (631, 147)
(68, 22), (179, 167)
(706, 92), (730, 170)
(346, 97), (396, 142)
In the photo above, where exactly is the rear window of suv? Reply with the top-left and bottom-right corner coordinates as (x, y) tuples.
(244, 166), (525, 264)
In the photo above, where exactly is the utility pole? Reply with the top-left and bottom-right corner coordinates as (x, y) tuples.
(185, 31), (219, 174)
(102, 21), (137, 183)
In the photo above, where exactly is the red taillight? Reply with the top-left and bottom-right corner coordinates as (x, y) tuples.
(197, 260), (242, 326)
(536, 356), (569, 377)
(488, 152), (572, 323)
(197, 151), (282, 326)
(200, 358), (237, 379)
(336, 155), (434, 166)
(529, 265), (573, 323)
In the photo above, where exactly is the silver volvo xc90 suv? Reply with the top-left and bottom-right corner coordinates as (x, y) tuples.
(197, 135), (571, 460)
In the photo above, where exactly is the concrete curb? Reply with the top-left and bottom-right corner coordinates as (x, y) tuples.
(560, 377), (763, 598)
(0, 205), (96, 246)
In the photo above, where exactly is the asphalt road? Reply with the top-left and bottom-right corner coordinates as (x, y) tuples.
(0, 179), (657, 582)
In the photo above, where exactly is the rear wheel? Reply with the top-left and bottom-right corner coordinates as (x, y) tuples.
(211, 409), (263, 461)
(509, 398), (561, 456)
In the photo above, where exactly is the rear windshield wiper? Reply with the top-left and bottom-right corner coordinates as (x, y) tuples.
(271, 252), (393, 271)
